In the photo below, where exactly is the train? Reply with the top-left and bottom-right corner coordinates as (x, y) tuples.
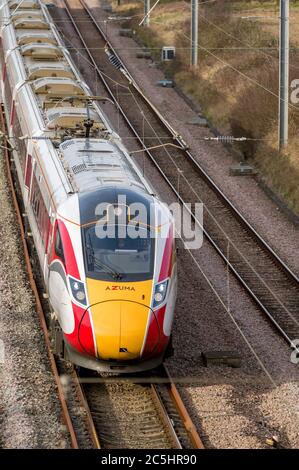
(0, 0), (177, 372)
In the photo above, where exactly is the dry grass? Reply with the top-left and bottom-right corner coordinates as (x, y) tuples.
(112, 0), (299, 214)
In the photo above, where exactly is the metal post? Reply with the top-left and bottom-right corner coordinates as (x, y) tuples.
(144, 0), (150, 26)
(279, 0), (289, 150)
(191, 0), (198, 66)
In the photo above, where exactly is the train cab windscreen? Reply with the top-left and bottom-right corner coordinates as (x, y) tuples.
(82, 224), (155, 281)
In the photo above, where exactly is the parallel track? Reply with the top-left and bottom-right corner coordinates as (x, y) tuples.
(52, 0), (299, 348)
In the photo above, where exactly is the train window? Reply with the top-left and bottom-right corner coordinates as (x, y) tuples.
(82, 224), (154, 282)
(55, 227), (65, 264)
(35, 199), (40, 217)
(25, 154), (32, 188)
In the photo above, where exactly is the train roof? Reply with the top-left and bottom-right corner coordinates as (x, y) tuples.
(1, 0), (155, 208)
(59, 138), (147, 194)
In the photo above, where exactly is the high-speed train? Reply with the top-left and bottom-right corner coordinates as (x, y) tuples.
(0, 0), (177, 372)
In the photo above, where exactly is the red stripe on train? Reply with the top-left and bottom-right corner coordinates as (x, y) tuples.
(2, 62), (6, 82)
(158, 226), (174, 282)
(10, 99), (15, 127)
(141, 305), (168, 359)
(57, 220), (80, 279)
(49, 221), (96, 356)
(65, 303), (96, 357)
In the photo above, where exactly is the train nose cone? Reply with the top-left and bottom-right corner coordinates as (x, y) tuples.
(88, 301), (155, 360)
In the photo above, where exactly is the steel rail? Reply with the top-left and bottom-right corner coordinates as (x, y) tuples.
(150, 383), (183, 449)
(162, 365), (205, 449)
(71, 369), (101, 448)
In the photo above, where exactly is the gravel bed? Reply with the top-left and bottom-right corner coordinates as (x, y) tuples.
(0, 152), (70, 448)
(48, 0), (299, 449)
(89, 0), (299, 277)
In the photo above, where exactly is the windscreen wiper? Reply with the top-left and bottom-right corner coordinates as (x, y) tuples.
(92, 255), (123, 280)
(86, 239), (122, 280)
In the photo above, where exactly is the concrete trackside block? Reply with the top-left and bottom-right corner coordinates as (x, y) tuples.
(156, 79), (174, 88)
(148, 62), (158, 68)
(202, 351), (242, 368)
(103, 5), (113, 13)
(230, 162), (257, 176)
(136, 51), (152, 59)
(119, 29), (133, 38)
(187, 115), (208, 127)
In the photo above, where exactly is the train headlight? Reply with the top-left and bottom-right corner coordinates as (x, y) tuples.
(153, 280), (169, 309)
(69, 277), (87, 306)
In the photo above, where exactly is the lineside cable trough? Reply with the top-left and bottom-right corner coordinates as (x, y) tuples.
(229, 161), (257, 176)
(202, 351), (242, 368)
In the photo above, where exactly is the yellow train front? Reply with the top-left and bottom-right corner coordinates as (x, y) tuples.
(48, 186), (177, 373)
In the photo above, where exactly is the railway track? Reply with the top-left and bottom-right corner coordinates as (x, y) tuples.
(79, 365), (203, 449)
(51, 0), (299, 349)
(1, 105), (202, 449)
